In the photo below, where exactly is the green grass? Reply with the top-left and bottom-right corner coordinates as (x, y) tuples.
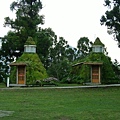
(0, 87), (120, 120)
(0, 83), (6, 88)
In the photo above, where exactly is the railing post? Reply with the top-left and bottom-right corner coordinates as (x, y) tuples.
(7, 77), (9, 87)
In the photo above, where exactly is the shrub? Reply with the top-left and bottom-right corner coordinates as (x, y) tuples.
(35, 77), (59, 86)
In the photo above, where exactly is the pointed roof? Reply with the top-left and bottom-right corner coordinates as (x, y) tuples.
(24, 36), (36, 45)
(93, 37), (104, 46)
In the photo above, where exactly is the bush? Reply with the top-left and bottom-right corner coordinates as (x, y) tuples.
(35, 77), (59, 86)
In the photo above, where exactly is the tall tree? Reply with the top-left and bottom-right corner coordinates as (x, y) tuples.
(47, 37), (77, 80)
(4, 0), (44, 34)
(3, 0), (44, 56)
(100, 0), (120, 46)
(36, 27), (57, 68)
(77, 37), (92, 58)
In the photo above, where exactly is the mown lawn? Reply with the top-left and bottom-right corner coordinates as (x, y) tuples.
(0, 87), (120, 120)
(0, 83), (6, 88)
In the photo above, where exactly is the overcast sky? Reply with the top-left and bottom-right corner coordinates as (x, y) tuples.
(0, 0), (120, 62)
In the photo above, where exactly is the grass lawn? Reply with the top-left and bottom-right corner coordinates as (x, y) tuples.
(0, 83), (6, 88)
(0, 87), (120, 120)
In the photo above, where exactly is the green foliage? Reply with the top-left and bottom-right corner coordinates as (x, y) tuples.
(0, 60), (9, 83)
(4, 0), (44, 34)
(0, 82), (6, 88)
(0, 88), (120, 119)
(36, 27), (57, 68)
(71, 64), (90, 84)
(100, 0), (120, 44)
(1, 0), (78, 83)
(10, 53), (48, 85)
(47, 37), (76, 81)
(71, 52), (117, 84)
(47, 59), (71, 81)
(93, 37), (104, 46)
(24, 37), (36, 45)
(100, 54), (115, 83)
(77, 37), (93, 59)
(0, 0), (45, 81)
(9, 66), (17, 84)
(112, 59), (120, 77)
(3, 0), (44, 55)
(80, 64), (90, 83)
(87, 53), (116, 83)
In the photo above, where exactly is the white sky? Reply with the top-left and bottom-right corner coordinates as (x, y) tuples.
(0, 0), (120, 62)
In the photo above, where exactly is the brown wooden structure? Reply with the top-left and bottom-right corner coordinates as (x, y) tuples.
(9, 63), (26, 86)
(72, 62), (103, 84)
(92, 65), (100, 83)
(84, 62), (103, 84)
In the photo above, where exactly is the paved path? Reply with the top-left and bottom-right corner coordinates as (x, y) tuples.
(1, 84), (120, 90)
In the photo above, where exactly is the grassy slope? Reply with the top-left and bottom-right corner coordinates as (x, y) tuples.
(0, 87), (120, 120)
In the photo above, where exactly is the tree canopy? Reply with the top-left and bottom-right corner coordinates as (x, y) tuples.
(3, 0), (44, 56)
(77, 37), (93, 58)
(100, 0), (120, 46)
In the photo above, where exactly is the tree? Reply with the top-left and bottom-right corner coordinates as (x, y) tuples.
(47, 37), (77, 80)
(100, 0), (120, 46)
(77, 37), (92, 58)
(36, 27), (57, 69)
(3, 0), (44, 57)
(4, 0), (44, 33)
(65, 46), (77, 62)
(0, 0), (45, 82)
(112, 59), (120, 81)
